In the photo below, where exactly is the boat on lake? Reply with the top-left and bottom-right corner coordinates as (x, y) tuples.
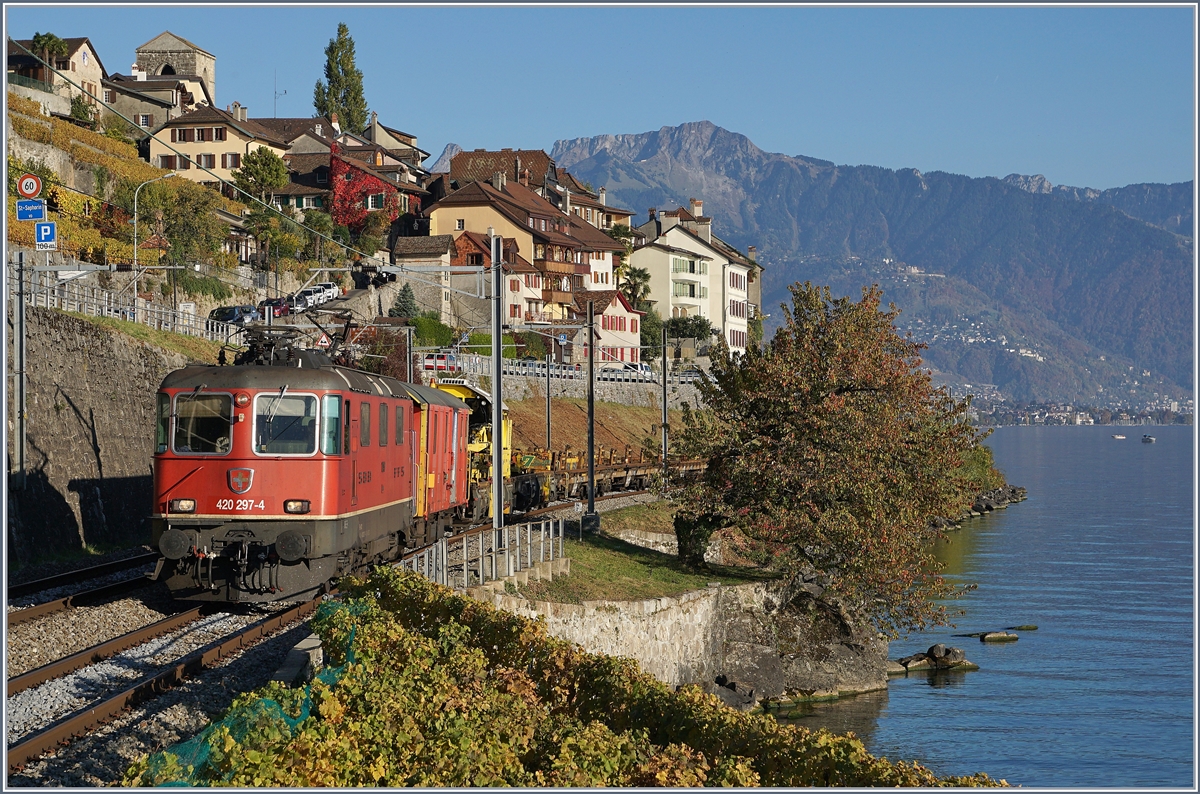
(1142, 434), (1156, 443)
(1112, 434), (1126, 439)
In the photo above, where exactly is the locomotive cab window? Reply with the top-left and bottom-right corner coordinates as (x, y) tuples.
(156, 393), (170, 453)
(395, 405), (404, 444)
(379, 403), (389, 447)
(254, 393), (318, 455)
(173, 393), (232, 455)
(360, 402), (371, 447)
(321, 395), (342, 454)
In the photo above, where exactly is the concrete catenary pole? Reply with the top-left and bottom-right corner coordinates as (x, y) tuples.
(490, 230), (504, 531)
(661, 323), (668, 492)
(582, 301), (600, 534)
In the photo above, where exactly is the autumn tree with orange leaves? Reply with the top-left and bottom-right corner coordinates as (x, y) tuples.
(675, 282), (986, 637)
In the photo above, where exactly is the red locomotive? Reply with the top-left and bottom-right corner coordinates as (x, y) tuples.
(151, 329), (470, 602)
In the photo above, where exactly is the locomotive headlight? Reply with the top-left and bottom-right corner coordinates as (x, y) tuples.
(169, 498), (196, 513)
(284, 499), (311, 514)
(235, 392), (250, 407)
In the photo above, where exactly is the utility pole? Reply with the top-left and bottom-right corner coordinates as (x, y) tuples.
(661, 324), (668, 492)
(545, 350), (552, 450)
(14, 252), (27, 489)
(490, 229), (504, 531)
(405, 325), (414, 383)
(582, 300), (600, 534)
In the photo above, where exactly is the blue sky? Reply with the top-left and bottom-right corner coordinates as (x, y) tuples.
(5, 5), (1195, 189)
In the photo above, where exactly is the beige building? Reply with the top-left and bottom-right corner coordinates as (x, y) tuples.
(8, 36), (106, 107)
(148, 102), (289, 185)
(631, 199), (757, 353)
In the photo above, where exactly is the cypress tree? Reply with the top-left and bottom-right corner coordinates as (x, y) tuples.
(313, 23), (369, 135)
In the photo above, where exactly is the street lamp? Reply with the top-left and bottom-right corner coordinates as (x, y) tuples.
(132, 172), (177, 320)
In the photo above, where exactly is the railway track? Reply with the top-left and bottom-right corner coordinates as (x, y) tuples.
(7, 574), (158, 627)
(6, 597), (321, 773)
(8, 552), (160, 600)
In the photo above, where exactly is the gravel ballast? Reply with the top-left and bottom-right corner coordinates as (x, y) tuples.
(7, 617), (313, 787)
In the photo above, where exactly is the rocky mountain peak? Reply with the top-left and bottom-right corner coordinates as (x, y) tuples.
(425, 142), (462, 174)
(1002, 173), (1055, 193)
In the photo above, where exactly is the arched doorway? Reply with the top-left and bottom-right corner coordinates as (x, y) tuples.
(159, 64), (176, 75)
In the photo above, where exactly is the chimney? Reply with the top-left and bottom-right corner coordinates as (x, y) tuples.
(690, 198), (703, 217)
(330, 112), (341, 134)
(748, 245), (757, 262)
(599, 187), (606, 206)
(492, 171), (506, 190)
(514, 156), (522, 181)
(648, 207), (657, 220)
(563, 189), (570, 216)
(315, 123), (323, 137)
(131, 63), (146, 81)
(520, 167), (530, 188)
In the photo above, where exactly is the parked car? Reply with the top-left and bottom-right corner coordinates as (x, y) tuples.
(423, 353), (460, 372)
(297, 287), (323, 306)
(258, 298), (290, 318)
(599, 362), (656, 382)
(316, 282), (341, 301)
(285, 293), (308, 312)
(208, 305), (260, 327)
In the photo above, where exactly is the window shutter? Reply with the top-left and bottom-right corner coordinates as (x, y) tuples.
(220, 153), (226, 169)
(170, 128), (177, 142)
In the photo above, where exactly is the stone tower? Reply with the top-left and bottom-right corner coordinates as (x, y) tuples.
(135, 31), (215, 103)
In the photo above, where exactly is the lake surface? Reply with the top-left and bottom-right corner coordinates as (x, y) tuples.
(786, 425), (1194, 788)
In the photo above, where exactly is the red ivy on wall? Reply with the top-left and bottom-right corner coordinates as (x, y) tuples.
(329, 143), (418, 231)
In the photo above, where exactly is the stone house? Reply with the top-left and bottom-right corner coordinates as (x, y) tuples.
(134, 31), (215, 106)
(389, 234), (456, 324)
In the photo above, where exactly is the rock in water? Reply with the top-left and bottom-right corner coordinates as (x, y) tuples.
(980, 631), (1019, 642)
(927, 643), (947, 658)
(1006, 624), (1038, 631)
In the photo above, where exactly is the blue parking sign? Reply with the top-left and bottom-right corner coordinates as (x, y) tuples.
(35, 221), (57, 251)
(558, 333), (567, 345)
(16, 199), (45, 221)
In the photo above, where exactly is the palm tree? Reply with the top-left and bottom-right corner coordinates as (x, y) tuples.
(30, 32), (68, 85)
(620, 266), (652, 310)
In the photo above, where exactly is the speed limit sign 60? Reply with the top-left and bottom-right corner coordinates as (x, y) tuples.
(17, 174), (42, 199)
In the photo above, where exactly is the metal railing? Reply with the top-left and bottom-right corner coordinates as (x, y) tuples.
(6, 74), (60, 95)
(427, 353), (701, 385)
(399, 518), (566, 591)
(9, 265), (243, 344)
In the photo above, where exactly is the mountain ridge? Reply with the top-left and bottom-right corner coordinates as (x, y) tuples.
(551, 122), (1193, 404)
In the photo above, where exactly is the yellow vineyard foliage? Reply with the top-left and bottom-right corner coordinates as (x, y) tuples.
(124, 568), (1007, 788)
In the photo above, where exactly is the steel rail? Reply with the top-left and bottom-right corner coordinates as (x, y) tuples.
(6, 596), (323, 773)
(6, 576), (156, 627)
(7, 552), (160, 599)
(7, 607), (207, 697)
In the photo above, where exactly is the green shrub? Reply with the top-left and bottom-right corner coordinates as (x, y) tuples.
(124, 568), (1007, 788)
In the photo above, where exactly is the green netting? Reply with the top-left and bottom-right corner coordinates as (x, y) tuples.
(138, 600), (365, 787)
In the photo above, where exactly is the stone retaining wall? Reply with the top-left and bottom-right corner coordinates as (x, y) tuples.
(6, 307), (190, 566)
(478, 578), (889, 700)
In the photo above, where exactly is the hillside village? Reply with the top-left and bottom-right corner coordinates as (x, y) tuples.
(6, 30), (764, 367)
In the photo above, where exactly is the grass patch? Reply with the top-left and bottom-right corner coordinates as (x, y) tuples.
(62, 310), (229, 364)
(597, 500), (679, 535)
(520, 532), (776, 604)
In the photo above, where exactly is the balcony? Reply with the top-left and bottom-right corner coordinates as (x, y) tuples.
(541, 289), (573, 305)
(525, 310), (551, 324)
(7, 73), (58, 94)
(535, 258), (575, 276)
